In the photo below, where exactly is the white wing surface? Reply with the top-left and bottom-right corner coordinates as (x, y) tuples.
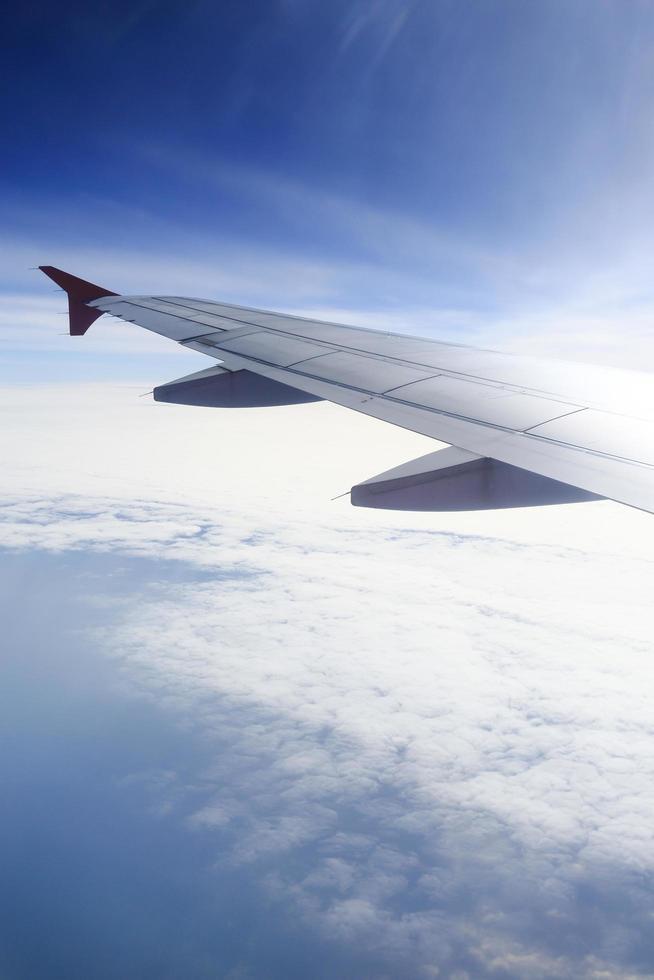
(40, 267), (654, 515)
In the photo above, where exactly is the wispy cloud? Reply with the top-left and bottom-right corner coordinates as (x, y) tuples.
(6, 139), (654, 375)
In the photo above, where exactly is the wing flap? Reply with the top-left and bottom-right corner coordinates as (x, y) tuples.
(191, 349), (654, 513)
(390, 375), (583, 430)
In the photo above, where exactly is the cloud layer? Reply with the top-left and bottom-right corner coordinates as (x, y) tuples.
(3, 383), (654, 977)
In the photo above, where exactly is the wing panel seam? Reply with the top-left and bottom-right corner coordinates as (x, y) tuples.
(212, 350), (654, 467)
(521, 407), (588, 433)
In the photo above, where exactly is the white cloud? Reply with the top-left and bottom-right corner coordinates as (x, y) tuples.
(3, 382), (654, 976)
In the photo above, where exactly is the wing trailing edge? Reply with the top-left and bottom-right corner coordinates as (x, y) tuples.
(351, 446), (600, 511)
(38, 265), (654, 514)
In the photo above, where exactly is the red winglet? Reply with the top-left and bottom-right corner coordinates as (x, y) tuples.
(39, 266), (118, 336)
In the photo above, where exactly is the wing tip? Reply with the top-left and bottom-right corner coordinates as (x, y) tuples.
(39, 266), (118, 336)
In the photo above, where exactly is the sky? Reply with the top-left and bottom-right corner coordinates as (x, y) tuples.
(3, 2), (654, 978)
(5, 0), (654, 379)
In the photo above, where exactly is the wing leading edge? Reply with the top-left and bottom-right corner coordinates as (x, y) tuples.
(39, 266), (654, 515)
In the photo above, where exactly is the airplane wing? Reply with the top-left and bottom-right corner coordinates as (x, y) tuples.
(39, 265), (654, 515)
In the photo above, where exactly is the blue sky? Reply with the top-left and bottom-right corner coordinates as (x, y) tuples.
(4, 1), (648, 228)
(4, 5), (654, 979)
(4, 1), (654, 337)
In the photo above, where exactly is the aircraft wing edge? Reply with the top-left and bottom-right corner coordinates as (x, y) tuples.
(38, 268), (654, 515)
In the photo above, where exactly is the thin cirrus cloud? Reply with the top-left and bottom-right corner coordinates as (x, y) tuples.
(2, 382), (654, 978)
(5, 172), (654, 379)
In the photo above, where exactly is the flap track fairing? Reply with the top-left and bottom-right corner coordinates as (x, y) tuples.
(351, 446), (600, 511)
(153, 366), (323, 408)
